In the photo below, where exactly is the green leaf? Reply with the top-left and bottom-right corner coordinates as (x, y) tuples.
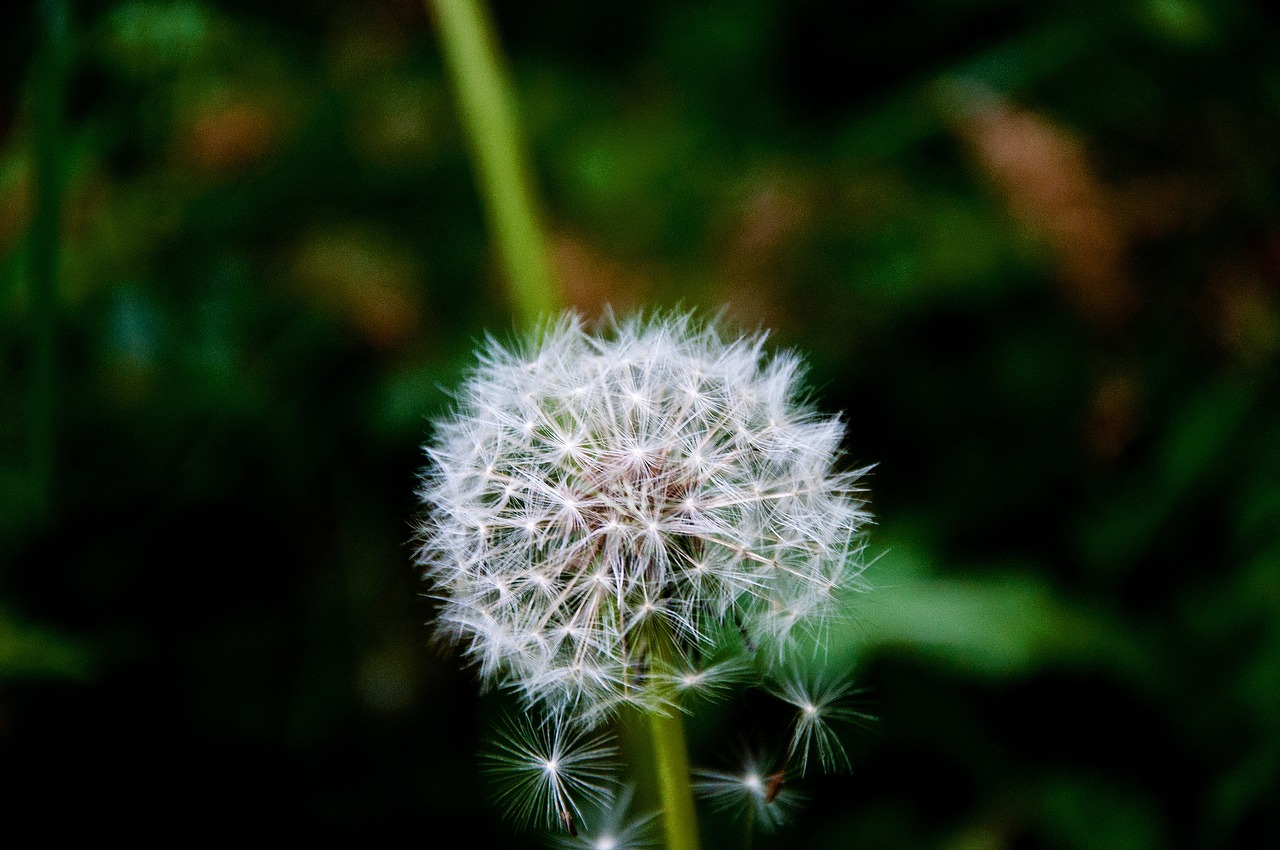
(0, 610), (93, 682)
(830, 535), (1151, 682)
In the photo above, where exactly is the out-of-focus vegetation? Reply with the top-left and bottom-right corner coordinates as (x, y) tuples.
(2, 0), (1279, 845)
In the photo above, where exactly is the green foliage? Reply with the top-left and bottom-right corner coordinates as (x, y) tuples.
(827, 535), (1152, 682)
(0, 609), (92, 681)
(2, 0), (1278, 846)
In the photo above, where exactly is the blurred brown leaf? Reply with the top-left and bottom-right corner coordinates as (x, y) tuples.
(712, 172), (816, 332)
(1207, 260), (1280, 366)
(1089, 369), (1140, 460)
(176, 97), (281, 173)
(552, 229), (652, 316)
(0, 158), (31, 253)
(287, 225), (424, 349)
(951, 93), (1137, 331)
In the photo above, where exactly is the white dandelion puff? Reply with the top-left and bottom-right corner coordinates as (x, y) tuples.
(415, 309), (871, 722)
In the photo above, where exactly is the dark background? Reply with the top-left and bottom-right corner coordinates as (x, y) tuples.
(3, 0), (1279, 846)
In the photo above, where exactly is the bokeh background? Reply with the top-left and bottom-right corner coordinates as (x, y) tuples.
(3, 0), (1279, 846)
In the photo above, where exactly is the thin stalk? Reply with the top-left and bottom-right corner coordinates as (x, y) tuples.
(648, 707), (701, 850)
(427, 0), (559, 326)
(26, 0), (70, 524)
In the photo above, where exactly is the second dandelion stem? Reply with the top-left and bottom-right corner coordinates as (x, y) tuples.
(427, 0), (558, 326)
(648, 707), (700, 850)
(27, 0), (70, 527)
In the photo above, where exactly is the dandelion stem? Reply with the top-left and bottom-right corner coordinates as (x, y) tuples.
(648, 705), (701, 850)
(427, 0), (559, 326)
(26, 0), (70, 525)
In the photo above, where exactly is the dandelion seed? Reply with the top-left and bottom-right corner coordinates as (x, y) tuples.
(768, 670), (873, 776)
(694, 750), (806, 831)
(552, 785), (658, 850)
(481, 715), (618, 831)
(664, 654), (754, 707)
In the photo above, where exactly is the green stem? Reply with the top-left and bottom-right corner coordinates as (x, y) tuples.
(427, 0), (559, 326)
(648, 707), (701, 850)
(27, 0), (70, 525)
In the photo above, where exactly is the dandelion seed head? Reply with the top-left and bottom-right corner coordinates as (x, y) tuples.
(417, 310), (871, 720)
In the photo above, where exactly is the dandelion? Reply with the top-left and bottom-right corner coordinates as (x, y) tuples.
(416, 310), (871, 721)
(416, 309), (873, 846)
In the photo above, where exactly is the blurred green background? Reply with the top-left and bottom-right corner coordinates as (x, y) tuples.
(3, 0), (1279, 846)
